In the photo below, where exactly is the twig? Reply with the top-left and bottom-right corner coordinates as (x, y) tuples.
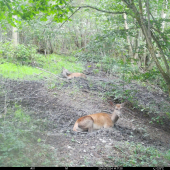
(59, 7), (81, 29)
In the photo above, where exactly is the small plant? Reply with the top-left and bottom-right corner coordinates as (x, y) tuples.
(165, 150), (170, 160)
(93, 69), (99, 74)
(14, 105), (30, 123)
(96, 63), (101, 68)
(48, 83), (56, 89)
(71, 137), (76, 142)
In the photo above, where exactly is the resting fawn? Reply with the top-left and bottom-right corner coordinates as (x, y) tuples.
(62, 67), (86, 79)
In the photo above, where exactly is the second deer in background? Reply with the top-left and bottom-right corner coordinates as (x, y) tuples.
(62, 67), (87, 80)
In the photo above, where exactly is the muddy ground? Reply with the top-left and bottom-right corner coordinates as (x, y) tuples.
(0, 65), (170, 166)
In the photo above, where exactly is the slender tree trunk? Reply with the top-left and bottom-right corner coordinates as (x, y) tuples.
(12, 15), (18, 47)
(123, 13), (133, 58)
(161, 0), (168, 32)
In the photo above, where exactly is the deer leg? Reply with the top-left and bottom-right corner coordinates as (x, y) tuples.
(78, 116), (94, 132)
(88, 127), (93, 132)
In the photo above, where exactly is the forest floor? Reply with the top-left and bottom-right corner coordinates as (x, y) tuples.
(0, 63), (170, 167)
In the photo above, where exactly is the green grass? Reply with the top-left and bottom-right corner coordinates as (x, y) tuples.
(0, 54), (84, 80)
(0, 62), (49, 80)
(110, 142), (170, 167)
(35, 54), (83, 74)
(0, 105), (57, 167)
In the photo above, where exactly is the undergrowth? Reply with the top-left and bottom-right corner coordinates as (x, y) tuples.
(0, 104), (58, 167)
(103, 80), (170, 126)
(34, 54), (83, 75)
(0, 44), (84, 80)
(110, 142), (170, 167)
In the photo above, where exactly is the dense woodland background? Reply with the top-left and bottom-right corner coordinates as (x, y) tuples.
(0, 0), (170, 167)
(1, 0), (170, 94)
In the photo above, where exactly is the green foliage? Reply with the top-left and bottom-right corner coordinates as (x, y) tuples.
(77, 52), (103, 63)
(0, 51), (84, 80)
(93, 69), (99, 74)
(0, 0), (72, 26)
(35, 54), (83, 75)
(14, 105), (30, 123)
(14, 44), (37, 63)
(113, 142), (170, 167)
(0, 42), (37, 65)
(131, 68), (167, 92)
(0, 105), (57, 167)
(0, 42), (15, 60)
(165, 150), (170, 161)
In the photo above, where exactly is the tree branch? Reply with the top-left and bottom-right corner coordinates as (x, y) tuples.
(72, 5), (126, 14)
(57, 5), (126, 29)
(59, 7), (81, 29)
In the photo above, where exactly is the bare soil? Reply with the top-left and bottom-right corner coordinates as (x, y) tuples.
(0, 66), (170, 166)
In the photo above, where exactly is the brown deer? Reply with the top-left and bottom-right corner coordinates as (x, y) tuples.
(73, 103), (124, 132)
(62, 67), (86, 79)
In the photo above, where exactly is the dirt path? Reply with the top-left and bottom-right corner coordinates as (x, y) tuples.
(0, 69), (170, 166)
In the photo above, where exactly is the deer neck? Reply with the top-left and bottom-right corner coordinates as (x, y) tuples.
(111, 109), (121, 121)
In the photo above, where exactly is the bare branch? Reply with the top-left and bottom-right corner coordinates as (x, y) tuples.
(72, 5), (126, 15)
(35, 67), (63, 79)
(57, 5), (126, 29)
(59, 7), (81, 29)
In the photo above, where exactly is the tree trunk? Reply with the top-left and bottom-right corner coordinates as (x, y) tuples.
(123, 13), (133, 58)
(161, 0), (168, 32)
(168, 84), (170, 96)
(122, 0), (170, 95)
(12, 15), (18, 47)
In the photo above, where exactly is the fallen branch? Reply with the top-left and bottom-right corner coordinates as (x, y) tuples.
(35, 67), (63, 79)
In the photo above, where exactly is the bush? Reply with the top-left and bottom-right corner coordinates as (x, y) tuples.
(14, 44), (37, 63)
(0, 42), (37, 65)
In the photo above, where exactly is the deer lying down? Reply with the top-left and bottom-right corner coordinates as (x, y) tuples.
(73, 103), (123, 132)
(62, 67), (87, 79)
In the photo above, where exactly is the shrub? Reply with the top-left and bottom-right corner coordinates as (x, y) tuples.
(0, 42), (37, 65)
